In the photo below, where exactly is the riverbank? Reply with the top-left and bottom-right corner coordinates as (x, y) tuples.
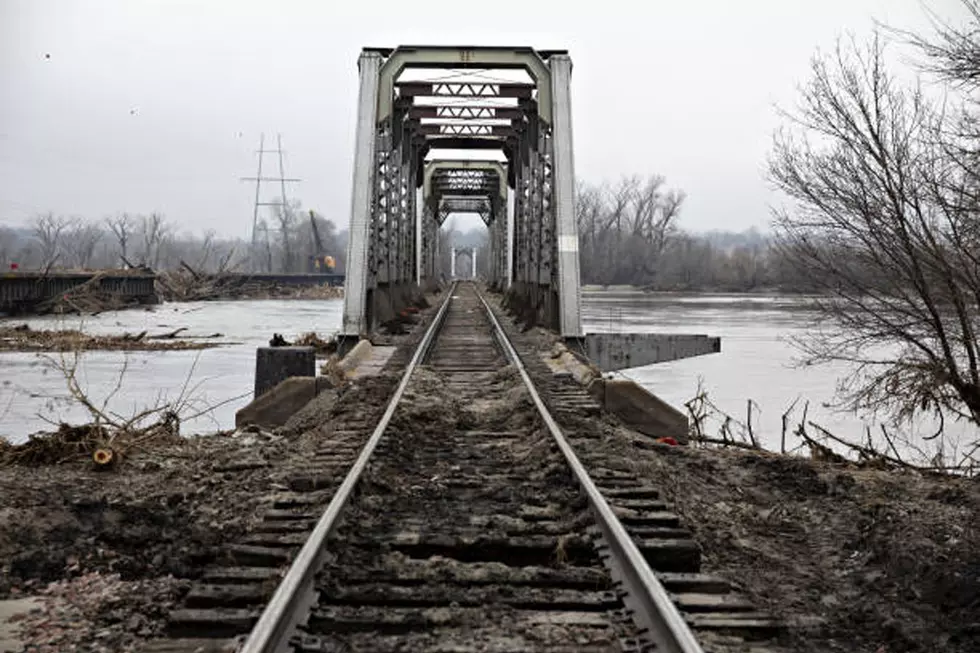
(0, 268), (344, 318)
(155, 272), (344, 302)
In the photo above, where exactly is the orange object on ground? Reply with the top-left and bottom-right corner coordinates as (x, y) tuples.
(655, 437), (679, 446)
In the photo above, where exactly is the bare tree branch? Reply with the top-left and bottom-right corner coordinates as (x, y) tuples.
(770, 32), (980, 431)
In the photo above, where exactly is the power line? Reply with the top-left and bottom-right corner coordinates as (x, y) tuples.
(240, 132), (301, 250)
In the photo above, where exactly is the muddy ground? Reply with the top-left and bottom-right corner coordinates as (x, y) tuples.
(589, 424), (980, 653)
(0, 369), (402, 652)
(0, 427), (283, 651)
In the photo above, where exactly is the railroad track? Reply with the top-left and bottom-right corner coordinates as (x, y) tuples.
(149, 281), (784, 653)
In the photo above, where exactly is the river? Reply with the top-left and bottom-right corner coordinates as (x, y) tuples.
(0, 290), (971, 461)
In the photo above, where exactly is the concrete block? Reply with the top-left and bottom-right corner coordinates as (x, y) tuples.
(339, 339), (374, 375)
(254, 346), (315, 399)
(541, 344), (601, 387)
(347, 345), (397, 379)
(578, 333), (721, 372)
(598, 378), (689, 443)
(236, 376), (335, 430)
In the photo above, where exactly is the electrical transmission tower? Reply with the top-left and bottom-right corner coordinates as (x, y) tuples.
(240, 133), (301, 270)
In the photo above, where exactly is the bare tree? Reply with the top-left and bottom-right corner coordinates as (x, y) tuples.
(272, 199), (299, 272)
(140, 212), (172, 269)
(769, 33), (980, 427)
(31, 213), (74, 268)
(576, 175), (686, 286)
(901, 0), (980, 88)
(622, 175), (685, 284)
(106, 213), (134, 264)
(0, 227), (17, 268)
(64, 221), (103, 269)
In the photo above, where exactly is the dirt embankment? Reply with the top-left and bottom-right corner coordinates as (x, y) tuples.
(617, 435), (980, 653)
(0, 364), (413, 651)
(0, 324), (223, 352)
(0, 428), (282, 651)
(0, 416), (331, 653)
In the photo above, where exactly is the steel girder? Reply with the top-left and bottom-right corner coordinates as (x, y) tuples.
(423, 160), (508, 207)
(342, 46), (582, 340)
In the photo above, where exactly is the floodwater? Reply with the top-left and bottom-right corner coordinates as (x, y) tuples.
(0, 291), (971, 460)
(0, 300), (341, 443)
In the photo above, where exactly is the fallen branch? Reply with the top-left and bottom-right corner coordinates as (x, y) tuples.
(1, 349), (238, 468)
(149, 327), (189, 340)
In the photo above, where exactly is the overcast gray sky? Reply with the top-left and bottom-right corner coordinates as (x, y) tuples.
(0, 0), (966, 238)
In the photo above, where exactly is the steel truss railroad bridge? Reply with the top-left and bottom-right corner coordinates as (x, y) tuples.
(338, 45), (718, 371)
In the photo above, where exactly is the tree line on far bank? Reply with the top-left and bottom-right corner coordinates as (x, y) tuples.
(0, 202), (347, 275)
(575, 176), (812, 292)
(3, 195), (806, 293)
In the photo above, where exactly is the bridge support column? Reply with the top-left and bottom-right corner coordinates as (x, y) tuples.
(450, 247), (456, 278)
(342, 50), (382, 341)
(549, 54), (583, 338)
(472, 248), (477, 279)
(418, 202), (439, 290)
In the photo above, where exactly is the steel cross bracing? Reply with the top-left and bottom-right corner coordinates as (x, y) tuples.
(341, 46), (582, 346)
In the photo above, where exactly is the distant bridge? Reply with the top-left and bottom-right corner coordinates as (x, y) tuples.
(0, 270), (157, 314)
(0, 271), (344, 314)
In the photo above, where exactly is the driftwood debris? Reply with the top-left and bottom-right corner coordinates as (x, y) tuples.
(157, 266), (342, 302)
(0, 325), (217, 352)
(156, 256), (344, 302)
(32, 271), (137, 316)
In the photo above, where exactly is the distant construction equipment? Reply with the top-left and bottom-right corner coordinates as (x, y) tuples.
(308, 210), (336, 274)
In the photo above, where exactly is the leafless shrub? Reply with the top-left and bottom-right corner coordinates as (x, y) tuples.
(684, 385), (979, 475)
(0, 348), (249, 467)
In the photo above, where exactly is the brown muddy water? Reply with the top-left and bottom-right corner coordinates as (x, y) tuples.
(0, 291), (972, 461)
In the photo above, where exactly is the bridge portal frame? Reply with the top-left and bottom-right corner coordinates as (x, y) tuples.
(342, 45), (582, 345)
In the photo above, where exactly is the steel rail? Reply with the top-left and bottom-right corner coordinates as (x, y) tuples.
(238, 282), (459, 653)
(475, 288), (706, 653)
